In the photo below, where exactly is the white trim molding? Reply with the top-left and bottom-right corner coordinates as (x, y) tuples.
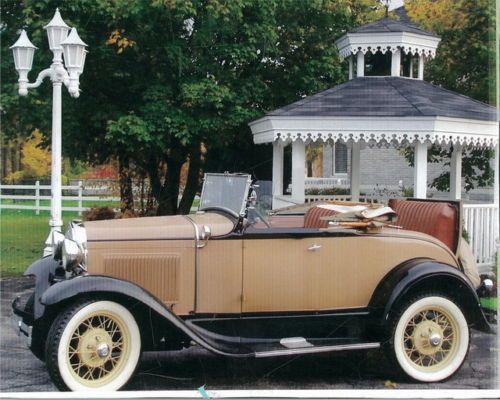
(335, 32), (441, 59)
(249, 116), (499, 148)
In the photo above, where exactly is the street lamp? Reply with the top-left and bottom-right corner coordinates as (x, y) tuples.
(10, 8), (87, 256)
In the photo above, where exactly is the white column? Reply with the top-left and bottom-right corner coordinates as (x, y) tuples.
(291, 139), (305, 204)
(449, 144), (462, 200)
(409, 56), (414, 78)
(418, 54), (425, 80)
(414, 142), (428, 199)
(356, 51), (364, 77)
(44, 80), (64, 256)
(391, 49), (401, 76)
(494, 143), (499, 205)
(350, 141), (361, 202)
(348, 55), (354, 80)
(272, 140), (284, 209)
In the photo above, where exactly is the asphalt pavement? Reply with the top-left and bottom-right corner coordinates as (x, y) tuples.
(1, 277), (498, 392)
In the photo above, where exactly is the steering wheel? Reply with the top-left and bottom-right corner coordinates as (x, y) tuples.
(201, 206), (241, 220)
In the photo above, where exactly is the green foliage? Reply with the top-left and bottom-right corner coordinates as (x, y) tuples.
(305, 187), (350, 195)
(401, 144), (494, 192)
(2, 0), (384, 214)
(403, 0), (496, 192)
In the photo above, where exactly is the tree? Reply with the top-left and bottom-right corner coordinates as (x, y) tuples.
(4, 130), (50, 182)
(403, 0), (497, 192)
(2, 0), (384, 214)
(101, 0), (384, 214)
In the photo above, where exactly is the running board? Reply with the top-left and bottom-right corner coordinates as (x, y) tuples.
(254, 342), (380, 358)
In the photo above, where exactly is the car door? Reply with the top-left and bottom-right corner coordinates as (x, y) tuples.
(240, 233), (380, 344)
(242, 235), (324, 313)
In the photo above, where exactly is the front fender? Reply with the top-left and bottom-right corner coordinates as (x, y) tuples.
(24, 256), (61, 320)
(40, 275), (249, 357)
(369, 258), (491, 332)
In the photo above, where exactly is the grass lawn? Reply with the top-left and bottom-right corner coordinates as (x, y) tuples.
(480, 297), (498, 311)
(1, 200), (199, 277)
(0, 209), (80, 277)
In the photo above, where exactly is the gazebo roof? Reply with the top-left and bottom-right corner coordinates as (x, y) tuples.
(349, 15), (438, 38)
(250, 77), (498, 148)
(335, 7), (441, 58)
(268, 77), (497, 121)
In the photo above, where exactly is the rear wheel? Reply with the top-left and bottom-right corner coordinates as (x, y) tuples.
(46, 300), (141, 391)
(389, 294), (469, 382)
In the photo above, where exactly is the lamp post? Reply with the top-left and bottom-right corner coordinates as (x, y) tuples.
(10, 9), (87, 256)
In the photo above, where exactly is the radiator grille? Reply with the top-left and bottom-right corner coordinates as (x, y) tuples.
(104, 254), (180, 303)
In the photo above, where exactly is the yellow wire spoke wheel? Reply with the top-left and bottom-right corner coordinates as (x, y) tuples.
(48, 301), (141, 391)
(393, 295), (469, 382)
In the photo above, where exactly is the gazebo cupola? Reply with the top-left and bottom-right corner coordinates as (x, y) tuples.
(335, 8), (441, 80)
(249, 7), (498, 209)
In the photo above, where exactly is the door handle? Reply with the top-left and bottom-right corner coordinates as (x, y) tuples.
(308, 244), (322, 251)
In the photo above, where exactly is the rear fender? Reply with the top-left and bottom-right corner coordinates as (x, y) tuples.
(40, 275), (249, 357)
(369, 258), (491, 333)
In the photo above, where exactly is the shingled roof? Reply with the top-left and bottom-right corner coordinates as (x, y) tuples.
(267, 77), (497, 122)
(349, 7), (438, 38)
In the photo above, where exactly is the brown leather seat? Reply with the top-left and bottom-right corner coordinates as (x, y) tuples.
(304, 207), (338, 228)
(388, 199), (459, 252)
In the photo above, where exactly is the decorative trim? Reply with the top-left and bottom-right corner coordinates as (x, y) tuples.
(272, 131), (497, 148)
(338, 45), (436, 59)
(250, 116), (499, 148)
(335, 32), (441, 60)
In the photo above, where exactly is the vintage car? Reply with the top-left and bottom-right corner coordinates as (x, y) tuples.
(12, 173), (493, 391)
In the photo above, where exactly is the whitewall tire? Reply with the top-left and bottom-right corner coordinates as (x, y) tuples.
(391, 295), (469, 382)
(46, 300), (141, 391)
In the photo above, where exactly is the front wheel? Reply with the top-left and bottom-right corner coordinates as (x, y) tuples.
(46, 300), (141, 391)
(390, 295), (470, 382)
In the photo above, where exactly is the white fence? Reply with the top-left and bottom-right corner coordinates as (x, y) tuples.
(463, 204), (499, 267)
(0, 181), (119, 215)
(2, 182), (498, 267)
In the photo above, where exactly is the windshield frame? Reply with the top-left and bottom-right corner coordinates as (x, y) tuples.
(198, 173), (252, 217)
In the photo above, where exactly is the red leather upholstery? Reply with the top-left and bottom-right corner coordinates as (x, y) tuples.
(388, 199), (459, 251)
(304, 207), (338, 228)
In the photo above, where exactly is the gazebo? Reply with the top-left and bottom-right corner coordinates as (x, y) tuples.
(249, 8), (499, 210)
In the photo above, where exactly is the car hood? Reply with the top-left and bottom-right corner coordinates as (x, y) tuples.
(84, 212), (235, 242)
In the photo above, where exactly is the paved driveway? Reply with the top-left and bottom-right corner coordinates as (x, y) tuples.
(1, 278), (498, 392)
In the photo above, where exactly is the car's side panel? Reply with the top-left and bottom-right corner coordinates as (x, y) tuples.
(87, 240), (195, 315)
(242, 236), (457, 313)
(197, 239), (243, 313)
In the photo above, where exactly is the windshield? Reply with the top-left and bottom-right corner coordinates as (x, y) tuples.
(199, 173), (252, 216)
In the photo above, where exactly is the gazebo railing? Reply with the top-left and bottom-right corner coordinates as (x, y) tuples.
(463, 203), (499, 268)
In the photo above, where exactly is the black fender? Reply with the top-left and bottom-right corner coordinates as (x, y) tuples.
(369, 258), (491, 333)
(40, 275), (250, 357)
(24, 256), (61, 320)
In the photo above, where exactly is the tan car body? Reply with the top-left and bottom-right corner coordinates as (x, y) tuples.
(85, 213), (459, 316)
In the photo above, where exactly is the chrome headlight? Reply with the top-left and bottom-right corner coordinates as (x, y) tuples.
(51, 230), (65, 260)
(62, 221), (88, 272)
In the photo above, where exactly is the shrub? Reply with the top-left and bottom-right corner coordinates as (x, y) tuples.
(83, 206), (116, 221)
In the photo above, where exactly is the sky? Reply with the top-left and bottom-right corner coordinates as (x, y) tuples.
(388, 0), (404, 10)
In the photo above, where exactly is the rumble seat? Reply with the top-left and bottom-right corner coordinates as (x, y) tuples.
(303, 207), (338, 228)
(388, 199), (460, 253)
